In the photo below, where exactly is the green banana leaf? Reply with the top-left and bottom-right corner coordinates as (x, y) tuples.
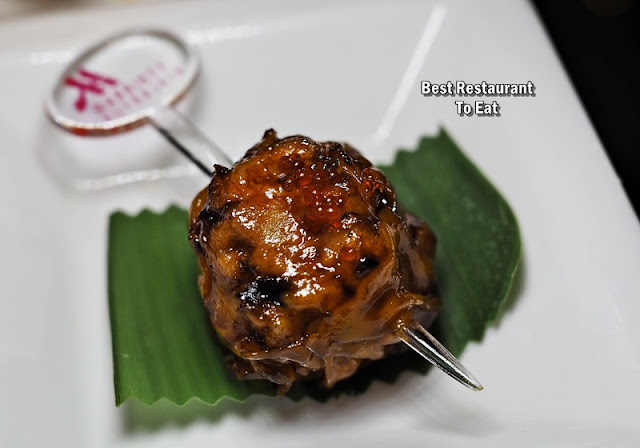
(108, 128), (521, 407)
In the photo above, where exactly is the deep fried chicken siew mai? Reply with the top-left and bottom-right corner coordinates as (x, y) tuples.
(189, 130), (439, 393)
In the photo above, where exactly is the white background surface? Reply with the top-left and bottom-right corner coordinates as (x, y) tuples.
(1, 0), (639, 446)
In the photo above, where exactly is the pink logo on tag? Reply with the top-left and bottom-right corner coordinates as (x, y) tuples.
(64, 69), (118, 112)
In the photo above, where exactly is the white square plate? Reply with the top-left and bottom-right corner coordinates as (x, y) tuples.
(1, 0), (639, 446)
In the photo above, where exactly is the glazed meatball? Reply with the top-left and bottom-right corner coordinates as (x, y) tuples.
(189, 130), (439, 392)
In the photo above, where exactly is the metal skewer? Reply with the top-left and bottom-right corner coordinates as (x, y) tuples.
(46, 28), (482, 391)
(400, 324), (482, 390)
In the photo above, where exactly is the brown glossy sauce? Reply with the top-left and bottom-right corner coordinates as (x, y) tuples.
(189, 129), (439, 392)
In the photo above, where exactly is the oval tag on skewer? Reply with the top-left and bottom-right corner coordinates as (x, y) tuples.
(46, 28), (199, 136)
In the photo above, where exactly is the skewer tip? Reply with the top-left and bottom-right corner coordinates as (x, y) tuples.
(399, 324), (483, 391)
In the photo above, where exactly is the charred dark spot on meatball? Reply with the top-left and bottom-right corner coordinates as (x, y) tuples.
(360, 167), (397, 212)
(213, 164), (230, 177)
(239, 276), (290, 308)
(198, 207), (224, 229)
(189, 207), (223, 253)
(354, 256), (380, 278)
